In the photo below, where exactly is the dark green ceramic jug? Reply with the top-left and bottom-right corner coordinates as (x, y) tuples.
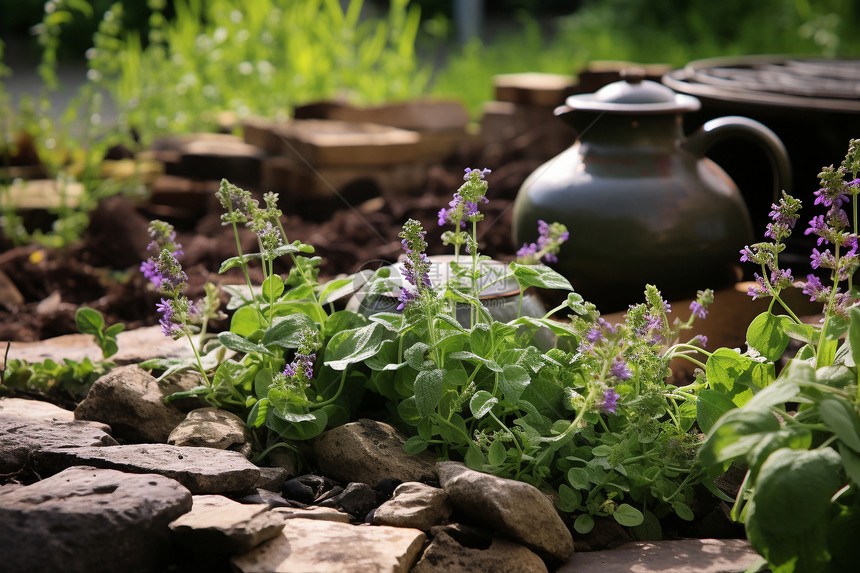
(512, 69), (792, 311)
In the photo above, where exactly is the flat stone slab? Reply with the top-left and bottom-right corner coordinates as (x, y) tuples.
(231, 518), (426, 573)
(169, 494), (284, 554)
(0, 416), (117, 473)
(0, 466), (191, 573)
(1, 325), (196, 369)
(272, 506), (351, 523)
(0, 397), (75, 421)
(557, 539), (762, 573)
(32, 443), (261, 494)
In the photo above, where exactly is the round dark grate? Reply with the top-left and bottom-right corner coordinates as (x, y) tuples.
(663, 55), (860, 112)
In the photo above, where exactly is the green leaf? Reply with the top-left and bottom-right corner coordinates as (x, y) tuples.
(324, 323), (386, 371)
(262, 313), (317, 348)
(75, 307), (104, 335)
(696, 389), (737, 434)
(317, 276), (355, 304)
(447, 351), (502, 372)
(752, 447), (842, 536)
(273, 410), (328, 440)
(574, 513), (595, 534)
(509, 262), (573, 290)
(104, 323), (125, 337)
(850, 306), (860, 369)
(746, 311), (791, 362)
(464, 446), (485, 470)
(567, 467), (590, 490)
(254, 368), (274, 399)
(704, 348), (771, 407)
(488, 439), (507, 467)
(672, 502), (695, 521)
(217, 332), (273, 356)
(414, 369), (444, 417)
(247, 398), (269, 428)
(500, 364), (530, 404)
(591, 444), (612, 457)
(819, 396), (860, 453)
(403, 435), (428, 454)
(840, 443), (860, 486)
(613, 504), (644, 527)
(230, 306), (267, 337)
(556, 484), (581, 512)
(698, 407), (781, 468)
(470, 324), (493, 357)
(469, 390), (498, 419)
(262, 275), (285, 300)
(219, 253), (262, 274)
(272, 301), (327, 325)
(405, 342), (433, 370)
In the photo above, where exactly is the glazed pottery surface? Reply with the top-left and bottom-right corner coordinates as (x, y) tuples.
(513, 71), (792, 311)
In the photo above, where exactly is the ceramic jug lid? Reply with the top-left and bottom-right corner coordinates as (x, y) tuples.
(565, 68), (701, 114)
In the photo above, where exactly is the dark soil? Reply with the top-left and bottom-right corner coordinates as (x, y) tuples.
(0, 154), (547, 343)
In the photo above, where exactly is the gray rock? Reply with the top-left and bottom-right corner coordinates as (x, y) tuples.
(231, 518), (426, 573)
(271, 506), (351, 523)
(0, 465), (191, 573)
(254, 465), (290, 492)
(169, 494), (284, 554)
(412, 528), (548, 573)
(373, 481), (453, 531)
(168, 406), (253, 458)
(318, 481), (377, 519)
(74, 364), (187, 443)
(314, 418), (437, 485)
(239, 488), (292, 508)
(0, 397), (75, 421)
(32, 443), (260, 494)
(0, 416), (117, 474)
(266, 447), (298, 476)
(556, 539), (762, 573)
(436, 461), (574, 562)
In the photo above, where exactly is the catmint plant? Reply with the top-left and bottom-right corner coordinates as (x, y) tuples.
(698, 139), (860, 572)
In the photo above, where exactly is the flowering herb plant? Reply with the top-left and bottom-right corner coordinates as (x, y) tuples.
(698, 139), (860, 573)
(142, 171), (715, 534)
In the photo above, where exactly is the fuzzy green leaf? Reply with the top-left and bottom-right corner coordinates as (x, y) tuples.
(75, 307), (104, 335)
(613, 504), (644, 527)
(262, 313), (317, 348)
(262, 275), (285, 300)
(746, 311), (791, 362)
(487, 439), (507, 467)
(403, 435), (428, 454)
(819, 396), (860, 454)
(469, 390), (498, 419)
(509, 262), (573, 290)
(414, 369), (444, 417)
(230, 306), (267, 338)
(574, 514), (595, 534)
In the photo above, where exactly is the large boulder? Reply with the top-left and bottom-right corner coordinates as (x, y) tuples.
(32, 443), (260, 494)
(436, 461), (574, 562)
(0, 466), (191, 573)
(74, 365), (187, 443)
(313, 419), (437, 485)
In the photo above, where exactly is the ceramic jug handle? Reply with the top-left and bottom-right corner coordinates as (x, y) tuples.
(682, 116), (792, 202)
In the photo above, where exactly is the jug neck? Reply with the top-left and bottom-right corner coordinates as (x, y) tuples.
(575, 113), (685, 150)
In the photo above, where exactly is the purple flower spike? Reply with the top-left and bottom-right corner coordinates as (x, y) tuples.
(600, 388), (620, 414)
(689, 300), (708, 319)
(610, 358), (632, 381)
